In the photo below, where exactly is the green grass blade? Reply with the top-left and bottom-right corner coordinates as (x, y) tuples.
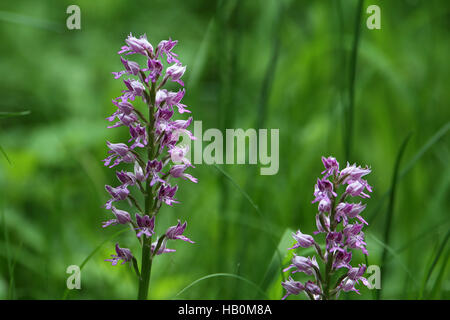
(0, 110), (30, 119)
(399, 122), (450, 179)
(259, 228), (294, 292)
(368, 233), (418, 288)
(2, 207), (14, 299)
(377, 132), (412, 299)
(344, 0), (364, 161)
(213, 164), (281, 248)
(0, 144), (11, 165)
(62, 228), (128, 299)
(213, 164), (261, 216)
(213, 164), (286, 298)
(368, 122), (450, 225)
(395, 219), (450, 254)
(0, 110), (30, 164)
(427, 247), (449, 299)
(173, 273), (268, 299)
(419, 230), (450, 299)
(187, 18), (215, 90)
(256, 1), (282, 129)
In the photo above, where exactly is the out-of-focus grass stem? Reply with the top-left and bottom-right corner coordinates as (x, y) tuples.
(377, 133), (412, 299)
(345, 0), (364, 162)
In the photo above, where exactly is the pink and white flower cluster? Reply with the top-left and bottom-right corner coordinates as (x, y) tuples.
(282, 156), (372, 300)
(103, 33), (197, 266)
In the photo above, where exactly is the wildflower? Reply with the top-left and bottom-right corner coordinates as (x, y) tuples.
(305, 281), (321, 296)
(346, 180), (370, 198)
(122, 78), (146, 100)
(314, 213), (329, 234)
(112, 57), (141, 79)
(103, 33), (196, 300)
(157, 38), (179, 63)
(108, 113), (138, 129)
(335, 202), (367, 225)
(289, 229), (315, 249)
(105, 243), (133, 266)
(283, 255), (318, 275)
(103, 142), (135, 168)
(318, 197), (332, 213)
(134, 162), (145, 182)
(104, 184), (129, 209)
(347, 264), (369, 286)
(337, 278), (360, 293)
(312, 177), (336, 203)
(145, 159), (164, 186)
(169, 164), (198, 183)
(321, 156), (339, 177)
(165, 89), (190, 113)
(166, 63), (186, 86)
(326, 232), (344, 253)
(281, 156), (372, 300)
(102, 207), (131, 228)
(119, 33), (153, 56)
(152, 238), (176, 255)
(339, 163), (371, 184)
(168, 145), (191, 165)
(333, 250), (353, 270)
(143, 58), (163, 83)
(166, 220), (194, 243)
(128, 124), (148, 148)
(116, 170), (136, 186)
(281, 277), (305, 300)
(135, 213), (155, 238)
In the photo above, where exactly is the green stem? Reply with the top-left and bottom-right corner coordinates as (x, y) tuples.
(137, 82), (157, 300)
(345, 0), (363, 162)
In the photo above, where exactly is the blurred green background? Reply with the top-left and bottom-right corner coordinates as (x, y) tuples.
(0, 0), (449, 300)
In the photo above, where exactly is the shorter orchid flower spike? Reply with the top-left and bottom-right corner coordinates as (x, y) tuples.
(281, 156), (372, 300)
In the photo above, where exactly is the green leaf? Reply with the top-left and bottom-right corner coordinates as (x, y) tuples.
(0, 144), (11, 165)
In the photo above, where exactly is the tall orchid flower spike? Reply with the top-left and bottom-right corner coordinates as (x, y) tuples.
(102, 33), (197, 300)
(281, 156), (373, 300)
